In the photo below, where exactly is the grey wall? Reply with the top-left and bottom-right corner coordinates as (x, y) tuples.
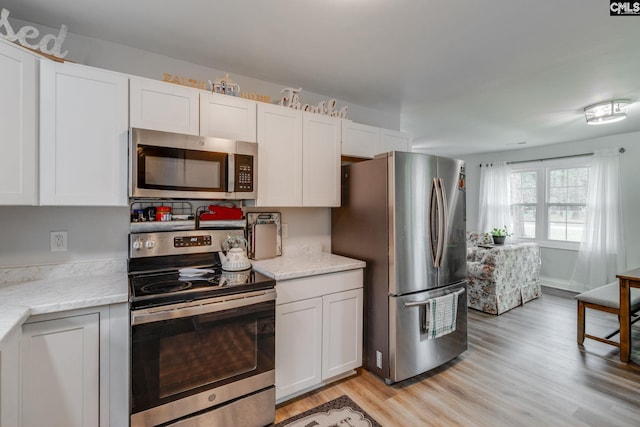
(0, 206), (330, 268)
(460, 131), (640, 290)
(13, 18), (400, 130)
(0, 19), (393, 269)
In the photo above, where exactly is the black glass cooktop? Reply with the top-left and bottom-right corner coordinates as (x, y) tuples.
(129, 264), (275, 310)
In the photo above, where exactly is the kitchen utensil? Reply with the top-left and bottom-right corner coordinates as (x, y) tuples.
(247, 213), (282, 259)
(219, 236), (251, 271)
(178, 268), (216, 277)
(253, 223), (278, 260)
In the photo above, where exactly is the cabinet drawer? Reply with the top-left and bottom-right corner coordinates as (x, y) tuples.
(276, 269), (363, 305)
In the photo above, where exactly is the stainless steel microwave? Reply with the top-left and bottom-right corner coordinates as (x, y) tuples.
(129, 128), (257, 200)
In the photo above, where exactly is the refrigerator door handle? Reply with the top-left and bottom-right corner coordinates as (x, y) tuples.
(403, 288), (465, 307)
(437, 177), (448, 267)
(429, 178), (439, 267)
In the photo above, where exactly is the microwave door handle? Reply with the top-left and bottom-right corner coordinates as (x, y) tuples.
(227, 153), (235, 193)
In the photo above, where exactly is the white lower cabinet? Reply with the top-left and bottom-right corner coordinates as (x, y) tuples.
(322, 288), (363, 380)
(21, 313), (100, 427)
(276, 297), (323, 399)
(19, 303), (128, 427)
(275, 269), (363, 402)
(1, 327), (21, 427)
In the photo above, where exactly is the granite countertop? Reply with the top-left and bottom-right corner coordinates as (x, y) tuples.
(0, 261), (128, 349)
(251, 252), (365, 281)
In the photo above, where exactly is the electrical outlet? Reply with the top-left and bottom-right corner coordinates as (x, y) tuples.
(50, 231), (68, 252)
(282, 223), (289, 238)
(376, 351), (383, 369)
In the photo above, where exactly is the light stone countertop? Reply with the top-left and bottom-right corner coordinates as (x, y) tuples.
(0, 261), (128, 349)
(251, 252), (366, 281)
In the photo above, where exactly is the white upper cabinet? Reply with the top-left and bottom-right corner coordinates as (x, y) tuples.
(341, 120), (379, 158)
(302, 113), (341, 207)
(0, 41), (38, 205)
(342, 120), (412, 158)
(200, 92), (257, 142)
(130, 77), (199, 135)
(40, 61), (129, 206)
(256, 103), (303, 206)
(256, 105), (341, 207)
(379, 128), (411, 153)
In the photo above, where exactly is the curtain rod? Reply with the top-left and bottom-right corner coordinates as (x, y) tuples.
(478, 147), (626, 167)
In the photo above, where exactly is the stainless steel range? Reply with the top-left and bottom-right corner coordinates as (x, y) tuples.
(128, 229), (276, 427)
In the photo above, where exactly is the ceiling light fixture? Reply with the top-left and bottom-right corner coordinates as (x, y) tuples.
(584, 99), (630, 125)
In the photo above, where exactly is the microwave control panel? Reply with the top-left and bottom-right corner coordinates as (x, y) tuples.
(235, 154), (254, 192)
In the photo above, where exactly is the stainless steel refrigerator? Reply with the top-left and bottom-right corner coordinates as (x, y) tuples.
(331, 151), (467, 384)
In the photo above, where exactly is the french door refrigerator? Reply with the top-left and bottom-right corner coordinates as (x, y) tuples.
(331, 151), (467, 384)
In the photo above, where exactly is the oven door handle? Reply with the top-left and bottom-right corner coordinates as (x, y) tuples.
(131, 289), (276, 325)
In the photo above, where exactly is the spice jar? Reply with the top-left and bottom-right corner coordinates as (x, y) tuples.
(156, 206), (172, 221)
(131, 209), (144, 222)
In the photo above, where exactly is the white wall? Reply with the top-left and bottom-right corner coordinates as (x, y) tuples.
(460, 131), (640, 290)
(0, 19), (401, 269)
(0, 207), (129, 267)
(0, 206), (330, 268)
(13, 18), (400, 130)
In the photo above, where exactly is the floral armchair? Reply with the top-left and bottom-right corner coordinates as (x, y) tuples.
(466, 232), (542, 315)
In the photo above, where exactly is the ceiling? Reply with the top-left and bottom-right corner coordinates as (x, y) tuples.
(5, 0), (640, 156)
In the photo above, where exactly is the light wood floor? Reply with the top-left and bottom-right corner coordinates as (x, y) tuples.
(275, 287), (640, 426)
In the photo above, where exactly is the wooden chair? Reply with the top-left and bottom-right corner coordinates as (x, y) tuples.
(576, 282), (640, 347)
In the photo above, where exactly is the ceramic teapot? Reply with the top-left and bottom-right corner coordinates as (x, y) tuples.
(219, 236), (251, 271)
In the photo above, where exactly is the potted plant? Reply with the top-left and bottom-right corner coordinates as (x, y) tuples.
(490, 226), (511, 245)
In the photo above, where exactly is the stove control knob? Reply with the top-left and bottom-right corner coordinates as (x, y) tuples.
(132, 239), (143, 250)
(145, 239), (156, 250)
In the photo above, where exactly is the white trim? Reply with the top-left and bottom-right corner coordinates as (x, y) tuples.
(540, 276), (586, 293)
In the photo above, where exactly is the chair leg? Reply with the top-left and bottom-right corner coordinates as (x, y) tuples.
(577, 300), (585, 345)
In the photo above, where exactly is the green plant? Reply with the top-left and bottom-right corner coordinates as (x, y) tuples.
(490, 225), (512, 237)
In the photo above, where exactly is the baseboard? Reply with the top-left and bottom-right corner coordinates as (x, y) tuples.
(539, 276), (587, 293)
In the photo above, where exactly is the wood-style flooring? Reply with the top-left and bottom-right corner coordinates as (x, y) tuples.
(275, 287), (640, 426)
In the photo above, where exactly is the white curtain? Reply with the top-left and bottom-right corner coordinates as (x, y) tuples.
(477, 161), (512, 233)
(571, 149), (626, 289)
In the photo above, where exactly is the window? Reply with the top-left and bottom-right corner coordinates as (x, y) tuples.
(510, 170), (537, 238)
(547, 167), (589, 242)
(509, 158), (590, 247)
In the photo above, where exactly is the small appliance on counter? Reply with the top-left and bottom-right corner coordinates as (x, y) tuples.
(247, 212), (282, 260)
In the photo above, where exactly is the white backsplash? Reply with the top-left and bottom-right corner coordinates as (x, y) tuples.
(0, 259), (127, 285)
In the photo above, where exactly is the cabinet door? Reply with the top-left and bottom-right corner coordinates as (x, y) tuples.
(130, 77), (199, 135)
(256, 104), (303, 206)
(302, 113), (341, 207)
(341, 120), (379, 158)
(200, 92), (257, 141)
(1, 327), (21, 427)
(40, 61), (129, 206)
(0, 42), (38, 205)
(275, 298), (323, 401)
(21, 313), (100, 427)
(322, 288), (363, 380)
(379, 128), (411, 153)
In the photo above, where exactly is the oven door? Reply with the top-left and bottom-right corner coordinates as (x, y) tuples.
(130, 290), (275, 427)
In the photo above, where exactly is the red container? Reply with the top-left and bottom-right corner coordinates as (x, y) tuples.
(156, 206), (172, 221)
(200, 206), (243, 221)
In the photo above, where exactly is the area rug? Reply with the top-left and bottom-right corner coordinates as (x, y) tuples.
(275, 395), (382, 427)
